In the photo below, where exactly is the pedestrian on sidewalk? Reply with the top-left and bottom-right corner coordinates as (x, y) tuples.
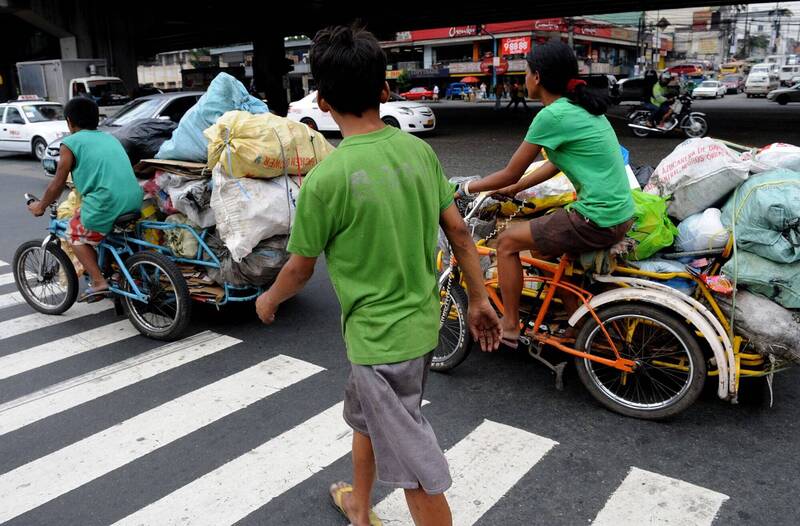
(494, 81), (505, 110)
(433, 84), (439, 101)
(479, 82), (487, 100)
(255, 25), (502, 526)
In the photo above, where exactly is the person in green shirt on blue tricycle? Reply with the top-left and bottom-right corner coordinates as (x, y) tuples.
(27, 97), (144, 303)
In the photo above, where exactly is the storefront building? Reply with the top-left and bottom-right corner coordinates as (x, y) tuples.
(381, 18), (670, 90)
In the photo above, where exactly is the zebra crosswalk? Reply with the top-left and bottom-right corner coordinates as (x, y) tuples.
(0, 304), (732, 525)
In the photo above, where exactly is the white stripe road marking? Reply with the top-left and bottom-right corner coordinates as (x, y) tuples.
(113, 402), (352, 526)
(113, 400), (430, 526)
(0, 331), (241, 436)
(0, 260), (9, 267)
(592, 467), (729, 526)
(0, 301), (109, 341)
(374, 420), (558, 526)
(0, 291), (25, 310)
(0, 354), (324, 523)
(0, 272), (14, 287)
(0, 320), (138, 380)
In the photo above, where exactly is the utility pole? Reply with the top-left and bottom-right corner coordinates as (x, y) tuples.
(743, 4), (750, 58)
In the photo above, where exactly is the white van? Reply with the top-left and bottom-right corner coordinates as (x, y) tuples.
(779, 65), (800, 86)
(746, 64), (780, 97)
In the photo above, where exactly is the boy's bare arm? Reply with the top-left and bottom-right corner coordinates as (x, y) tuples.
(439, 205), (501, 351)
(29, 145), (72, 216)
(496, 160), (560, 196)
(256, 254), (317, 324)
(466, 141), (542, 194)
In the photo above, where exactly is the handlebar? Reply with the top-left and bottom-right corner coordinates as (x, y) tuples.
(25, 193), (39, 206)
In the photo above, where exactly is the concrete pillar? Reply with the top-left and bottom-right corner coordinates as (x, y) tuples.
(423, 45), (433, 68)
(253, 34), (290, 116)
(59, 36), (77, 59)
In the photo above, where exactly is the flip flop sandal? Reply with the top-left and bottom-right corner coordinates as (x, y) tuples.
(77, 287), (110, 304)
(329, 482), (382, 526)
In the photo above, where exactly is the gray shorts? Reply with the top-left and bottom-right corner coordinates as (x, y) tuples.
(343, 352), (452, 495)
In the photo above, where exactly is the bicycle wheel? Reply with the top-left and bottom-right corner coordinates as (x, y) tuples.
(432, 283), (472, 372)
(13, 240), (78, 315)
(121, 252), (191, 341)
(574, 304), (705, 420)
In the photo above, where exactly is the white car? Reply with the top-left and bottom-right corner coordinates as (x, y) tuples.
(692, 81), (726, 99)
(287, 91), (435, 133)
(0, 100), (69, 160)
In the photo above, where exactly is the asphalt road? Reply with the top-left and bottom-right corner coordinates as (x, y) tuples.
(0, 95), (799, 525)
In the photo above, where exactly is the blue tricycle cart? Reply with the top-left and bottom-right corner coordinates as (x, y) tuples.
(13, 193), (262, 341)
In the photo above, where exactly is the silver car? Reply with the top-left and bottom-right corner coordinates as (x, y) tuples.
(767, 83), (800, 105)
(42, 91), (202, 175)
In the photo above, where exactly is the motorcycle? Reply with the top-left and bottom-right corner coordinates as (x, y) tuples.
(627, 94), (708, 138)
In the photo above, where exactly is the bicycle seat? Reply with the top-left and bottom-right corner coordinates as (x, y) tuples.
(113, 211), (142, 229)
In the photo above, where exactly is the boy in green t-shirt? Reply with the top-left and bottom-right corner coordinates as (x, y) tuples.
(28, 97), (143, 303)
(255, 26), (501, 526)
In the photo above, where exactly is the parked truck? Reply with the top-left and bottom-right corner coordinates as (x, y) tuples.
(15, 59), (130, 117)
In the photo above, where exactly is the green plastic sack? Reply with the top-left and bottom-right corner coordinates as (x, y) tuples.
(722, 250), (800, 309)
(627, 190), (678, 260)
(720, 169), (800, 264)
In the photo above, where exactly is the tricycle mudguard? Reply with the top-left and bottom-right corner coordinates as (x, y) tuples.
(568, 275), (737, 402)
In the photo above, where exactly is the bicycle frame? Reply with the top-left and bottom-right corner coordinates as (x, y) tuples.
(440, 193), (636, 373)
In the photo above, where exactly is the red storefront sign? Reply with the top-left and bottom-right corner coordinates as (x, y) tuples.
(533, 18), (566, 32)
(500, 36), (531, 56)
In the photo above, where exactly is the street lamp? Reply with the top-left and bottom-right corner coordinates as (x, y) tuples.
(479, 25), (498, 93)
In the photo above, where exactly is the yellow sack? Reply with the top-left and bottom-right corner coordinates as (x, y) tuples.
(204, 110), (335, 179)
(139, 199), (162, 246)
(500, 161), (576, 216)
(57, 189), (81, 220)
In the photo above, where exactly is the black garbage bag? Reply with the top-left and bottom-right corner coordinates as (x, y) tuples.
(632, 164), (655, 188)
(110, 118), (178, 166)
(205, 234), (289, 287)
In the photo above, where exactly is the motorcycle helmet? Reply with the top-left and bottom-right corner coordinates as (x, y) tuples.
(659, 71), (672, 83)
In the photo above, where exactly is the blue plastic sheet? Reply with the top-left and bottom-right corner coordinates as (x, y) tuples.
(156, 73), (268, 162)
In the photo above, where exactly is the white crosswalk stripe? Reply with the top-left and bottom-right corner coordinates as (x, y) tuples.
(0, 354), (324, 523)
(0, 272), (14, 287)
(592, 467), (729, 526)
(0, 320), (138, 380)
(374, 420), (557, 525)
(0, 331), (240, 435)
(0, 301), (110, 341)
(113, 402), (352, 526)
(0, 291), (25, 310)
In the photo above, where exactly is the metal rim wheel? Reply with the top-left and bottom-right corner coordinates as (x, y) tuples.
(631, 115), (651, 137)
(682, 115), (708, 138)
(13, 240), (78, 315)
(431, 283), (472, 372)
(574, 304), (706, 420)
(32, 137), (48, 161)
(121, 252), (191, 341)
(300, 117), (318, 131)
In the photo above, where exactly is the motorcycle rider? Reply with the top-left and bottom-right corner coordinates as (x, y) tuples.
(649, 71), (675, 129)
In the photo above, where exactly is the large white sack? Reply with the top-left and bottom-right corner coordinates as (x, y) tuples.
(644, 138), (750, 220)
(748, 143), (800, 174)
(210, 164), (298, 262)
(674, 208), (730, 252)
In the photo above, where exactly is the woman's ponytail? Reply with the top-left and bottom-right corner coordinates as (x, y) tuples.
(566, 82), (608, 116)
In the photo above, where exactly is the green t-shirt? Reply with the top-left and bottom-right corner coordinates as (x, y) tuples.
(287, 126), (453, 365)
(524, 97), (634, 228)
(62, 130), (143, 234)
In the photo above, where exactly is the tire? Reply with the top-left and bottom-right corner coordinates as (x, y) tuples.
(777, 95), (789, 106)
(31, 137), (48, 161)
(13, 239), (78, 315)
(574, 304), (706, 420)
(630, 115), (651, 138)
(121, 251), (191, 341)
(682, 115), (708, 138)
(746, 93), (752, 98)
(299, 117), (318, 131)
(431, 283), (472, 372)
(382, 116), (401, 129)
